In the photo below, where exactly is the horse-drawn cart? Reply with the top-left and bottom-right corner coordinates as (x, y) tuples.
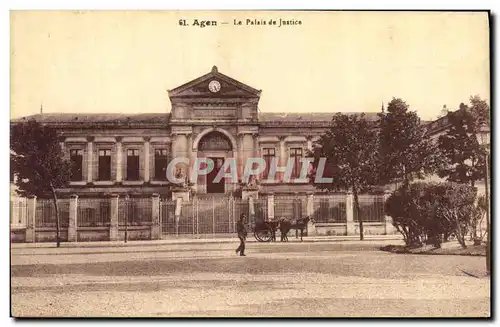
(252, 216), (311, 242)
(253, 220), (277, 242)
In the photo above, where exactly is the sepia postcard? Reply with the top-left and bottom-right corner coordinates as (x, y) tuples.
(9, 10), (491, 318)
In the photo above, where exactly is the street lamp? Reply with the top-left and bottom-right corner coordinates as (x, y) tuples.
(477, 126), (490, 275)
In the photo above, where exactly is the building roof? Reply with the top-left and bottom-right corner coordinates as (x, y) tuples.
(258, 112), (380, 122)
(12, 112), (382, 124)
(11, 113), (170, 124)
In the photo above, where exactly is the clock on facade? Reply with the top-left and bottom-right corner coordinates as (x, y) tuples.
(208, 80), (221, 93)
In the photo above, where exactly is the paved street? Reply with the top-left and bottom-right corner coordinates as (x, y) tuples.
(11, 239), (490, 317)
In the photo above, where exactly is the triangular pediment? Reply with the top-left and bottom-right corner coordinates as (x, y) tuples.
(168, 66), (261, 99)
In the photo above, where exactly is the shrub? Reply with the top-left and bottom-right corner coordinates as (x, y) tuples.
(385, 182), (477, 248)
(432, 183), (477, 248)
(385, 183), (428, 247)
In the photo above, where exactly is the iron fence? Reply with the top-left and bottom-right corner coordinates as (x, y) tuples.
(160, 199), (177, 234)
(26, 193), (387, 238)
(274, 195), (306, 221)
(78, 198), (111, 227)
(160, 196), (253, 236)
(35, 199), (70, 228)
(354, 194), (385, 223)
(313, 194), (347, 223)
(253, 198), (267, 226)
(119, 198), (153, 226)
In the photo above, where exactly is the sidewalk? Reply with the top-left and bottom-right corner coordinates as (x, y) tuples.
(11, 234), (403, 249)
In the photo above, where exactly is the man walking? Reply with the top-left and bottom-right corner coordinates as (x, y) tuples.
(235, 213), (247, 256)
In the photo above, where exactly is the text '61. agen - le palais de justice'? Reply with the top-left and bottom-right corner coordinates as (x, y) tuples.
(179, 18), (303, 28)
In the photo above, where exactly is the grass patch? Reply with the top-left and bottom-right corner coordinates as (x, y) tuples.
(380, 242), (486, 256)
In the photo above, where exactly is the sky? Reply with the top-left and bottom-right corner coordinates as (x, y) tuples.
(10, 11), (490, 121)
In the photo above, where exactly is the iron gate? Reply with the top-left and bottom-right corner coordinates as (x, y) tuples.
(160, 196), (253, 237)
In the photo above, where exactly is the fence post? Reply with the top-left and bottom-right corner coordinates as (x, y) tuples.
(346, 191), (355, 236)
(175, 197), (182, 237)
(124, 195), (129, 243)
(192, 199), (195, 237)
(151, 193), (161, 240)
(25, 196), (37, 243)
(194, 197), (198, 236)
(11, 197), (19, 228)
(20, 198), (28, 226)
(68, 195), (78, 242)
(383, 191), (394, 235)
(306, 192), (316, 236)
(267, 193), (275, 221)
(228, 195), (233, 234)
(212, 196), (215, 236)
(109, 194), (119, 241)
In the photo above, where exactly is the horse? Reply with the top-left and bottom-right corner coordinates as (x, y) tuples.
(267, 220), (279, 242)
(278, 217), (311, 242)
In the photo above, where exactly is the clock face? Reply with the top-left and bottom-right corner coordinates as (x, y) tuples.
(208, 80), (221, 93)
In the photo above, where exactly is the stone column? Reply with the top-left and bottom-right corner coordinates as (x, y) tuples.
(244, 133), (254, 183)
(172, 133), (188, 176)
(116, 137), (123, 182)
(187, 133), (193, 168)
(109, 194), (119, 241)
(59, 136), (66, 158)
(87, 136), (94, 183)
(190, 147), (198, 193)
(305, 136), (314, 179)
(25, 196), (37, 243)
(346, 191), (355, 235)
(151, 193), (161, 239)
(278, 136), (287, 182)
(267, 193), (275, 221)
(144, 137), (150, 182)
(68, 195), (78, 242)
(237, 133), (245, 182)
(170, 133), (178, 160)
(383, 190), (394, 235)
(252, 133), (260, 181)
(306, 136), (313, 152)
(178, 134), (188, 159)
(306, 192), (316, 236)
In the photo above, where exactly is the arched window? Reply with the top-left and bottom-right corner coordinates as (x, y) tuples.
(198, 132), (232, 151)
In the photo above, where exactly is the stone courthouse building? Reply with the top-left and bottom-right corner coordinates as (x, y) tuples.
(13, 66), (380, 200)
(13, 66), (480, 242)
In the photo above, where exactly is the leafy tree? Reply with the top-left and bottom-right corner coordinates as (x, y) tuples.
(10, 120), (71, 247)
(309, 113), (379, 240)
(378, 98), (438, 187)
(437, 96), (490, 188)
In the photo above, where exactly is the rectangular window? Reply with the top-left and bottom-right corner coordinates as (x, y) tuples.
(262, 148), (275, 180)
(98, 149), (112, 181)
(70, 149), (83, 181)
(290, 148), (303, 179)
(154, 149), (168, 180)
(126, 149), (140, 181)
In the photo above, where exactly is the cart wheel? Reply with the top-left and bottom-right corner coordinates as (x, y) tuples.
(254, 229), (272, 242)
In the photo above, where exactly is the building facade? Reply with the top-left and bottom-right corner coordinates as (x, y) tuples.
(11, 66), (489, 242)
(15, 66), (381, 200)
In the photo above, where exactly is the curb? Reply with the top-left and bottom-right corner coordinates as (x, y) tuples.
(11, 236), (404, 249)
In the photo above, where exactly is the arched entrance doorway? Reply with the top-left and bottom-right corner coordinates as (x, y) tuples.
(197, 131), (234, 194)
